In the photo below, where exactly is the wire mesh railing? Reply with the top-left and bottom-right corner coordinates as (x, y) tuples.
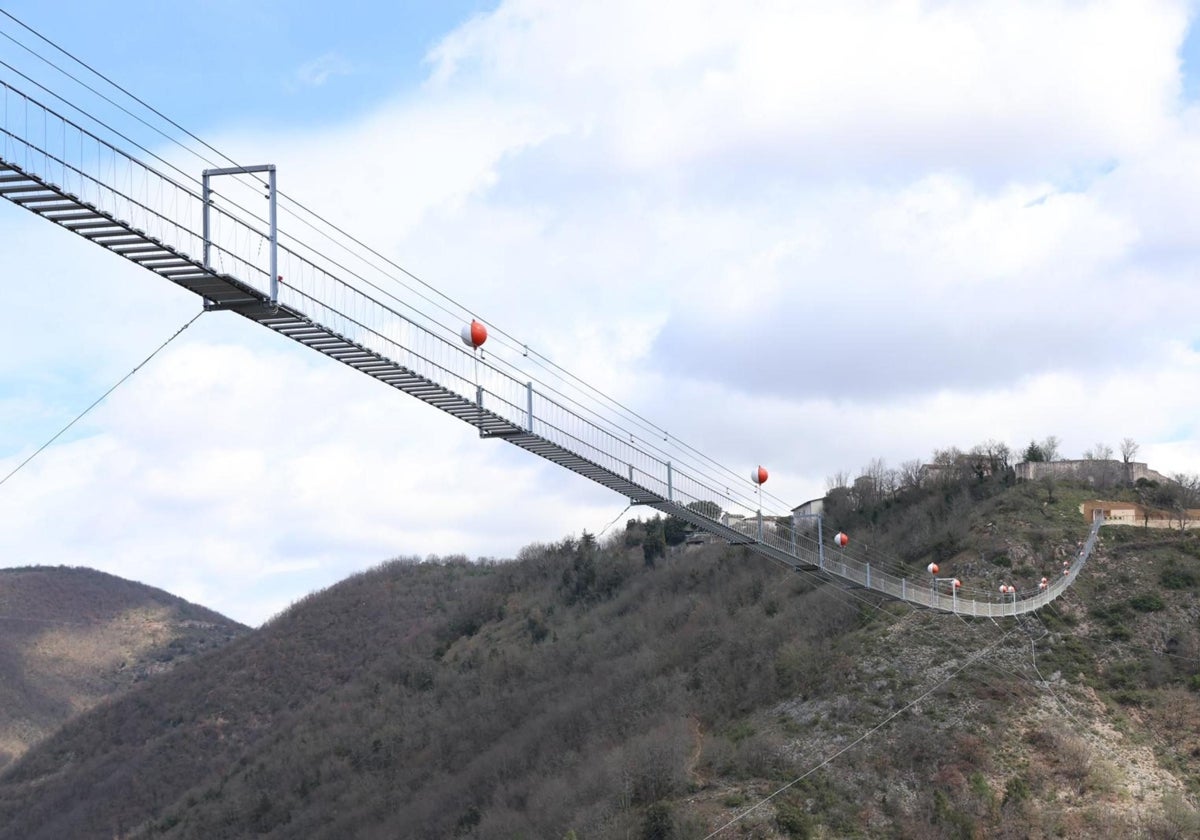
(0, 80), (780, 517)
(0, 76), (1103, 615)
(721, 513), (1103, 616)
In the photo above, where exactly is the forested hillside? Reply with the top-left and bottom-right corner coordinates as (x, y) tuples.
(0, 566), (247, 774)
(1, 472), (1199, 839)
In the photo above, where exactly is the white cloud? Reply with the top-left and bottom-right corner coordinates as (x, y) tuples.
(426, 0), (1185, 178)
(294, 52), (354, 87)
(0, 331), (619, 623)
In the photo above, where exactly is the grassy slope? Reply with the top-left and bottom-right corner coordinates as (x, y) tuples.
(0, 566), (247, 773)
(1, 479), (1199, 839)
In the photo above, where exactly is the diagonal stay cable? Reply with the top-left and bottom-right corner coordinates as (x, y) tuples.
(701, 623), (1020, 839)
(0, 310), (204, 490)
(0, 7), (799, 515)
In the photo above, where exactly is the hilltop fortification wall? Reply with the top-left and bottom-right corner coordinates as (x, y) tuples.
(1015, 460), (1170, 484)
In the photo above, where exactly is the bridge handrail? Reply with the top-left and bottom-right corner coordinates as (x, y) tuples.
(0, 77), (1105, 615)
(1, 79), (778, 519)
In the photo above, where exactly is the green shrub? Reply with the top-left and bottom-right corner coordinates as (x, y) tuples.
(1003, 775), (1030, 806)
(725, 721), (756, 744)
(1108, 625), (1132, 641)
(1161, 566), (1198, 590)
(1105, 660), (1145, 690)
(1129, 593), (1165, 613)
(641, 802), (674, 840)
(775, 801), (812, 838)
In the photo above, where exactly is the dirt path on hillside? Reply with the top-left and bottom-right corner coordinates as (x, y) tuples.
(686, 715), (705, 787)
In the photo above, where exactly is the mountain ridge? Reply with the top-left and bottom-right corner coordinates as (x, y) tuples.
(0, 565), (248, 773)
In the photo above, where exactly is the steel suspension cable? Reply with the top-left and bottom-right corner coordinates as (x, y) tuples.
(0, 9), (799, 514)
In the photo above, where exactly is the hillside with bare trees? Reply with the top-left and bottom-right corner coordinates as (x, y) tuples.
(2, 468), (1200, 838)
(0, 567), (247, 774)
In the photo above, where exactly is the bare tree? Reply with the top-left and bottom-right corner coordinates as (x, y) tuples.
(1134, 476), (1171, 528)
(1175, 473), (1200, 507)
(1120, 438), (1140, 485)
(927, 446), (967, 485)
(858, 457), (890, 505)
(969, 439), (1012, 478)
(967, 444), (992, 480)
(1166, 474), (1200, 532)
(862, 457), (887, 483)
(884, 466), (900, 499)
(931, 447), (963, 466)
(1040, 435), (1061, 462)
(993, 440), (1012, 471)
(1040, 474), (1057, 505)
(898, 459), (924, 491)
(1119, 437), (1139, 464)
(825, 470), (851, 492)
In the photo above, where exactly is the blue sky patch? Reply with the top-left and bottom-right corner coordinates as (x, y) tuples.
(0, 1), (497, 132)
(1180, 10), (1200, 102)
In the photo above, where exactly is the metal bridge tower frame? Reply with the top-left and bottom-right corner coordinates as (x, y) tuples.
(202, 164), (278, 304)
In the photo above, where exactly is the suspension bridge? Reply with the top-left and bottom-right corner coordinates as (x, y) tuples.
(0, 78), (1102, 617)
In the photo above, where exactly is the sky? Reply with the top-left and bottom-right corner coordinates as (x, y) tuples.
(2, 0), (1200, 626)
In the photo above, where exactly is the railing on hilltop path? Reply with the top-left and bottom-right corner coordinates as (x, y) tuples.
(0, 78), (1099, 615)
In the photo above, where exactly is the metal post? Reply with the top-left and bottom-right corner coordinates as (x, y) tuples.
(526, 381), (534, 432)
(268, 166), (277, 303)
(866, 563), (871, 589)
(901, 578), (906, 600)
(817, 515), (824, 569)
(757, 510), (763, 541)
(667, 462), (673, 501)
(202, 173), (211, 270)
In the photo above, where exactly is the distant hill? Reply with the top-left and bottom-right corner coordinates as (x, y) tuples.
(0, 566), (247, 773)
(1, 476), (1200, 839)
